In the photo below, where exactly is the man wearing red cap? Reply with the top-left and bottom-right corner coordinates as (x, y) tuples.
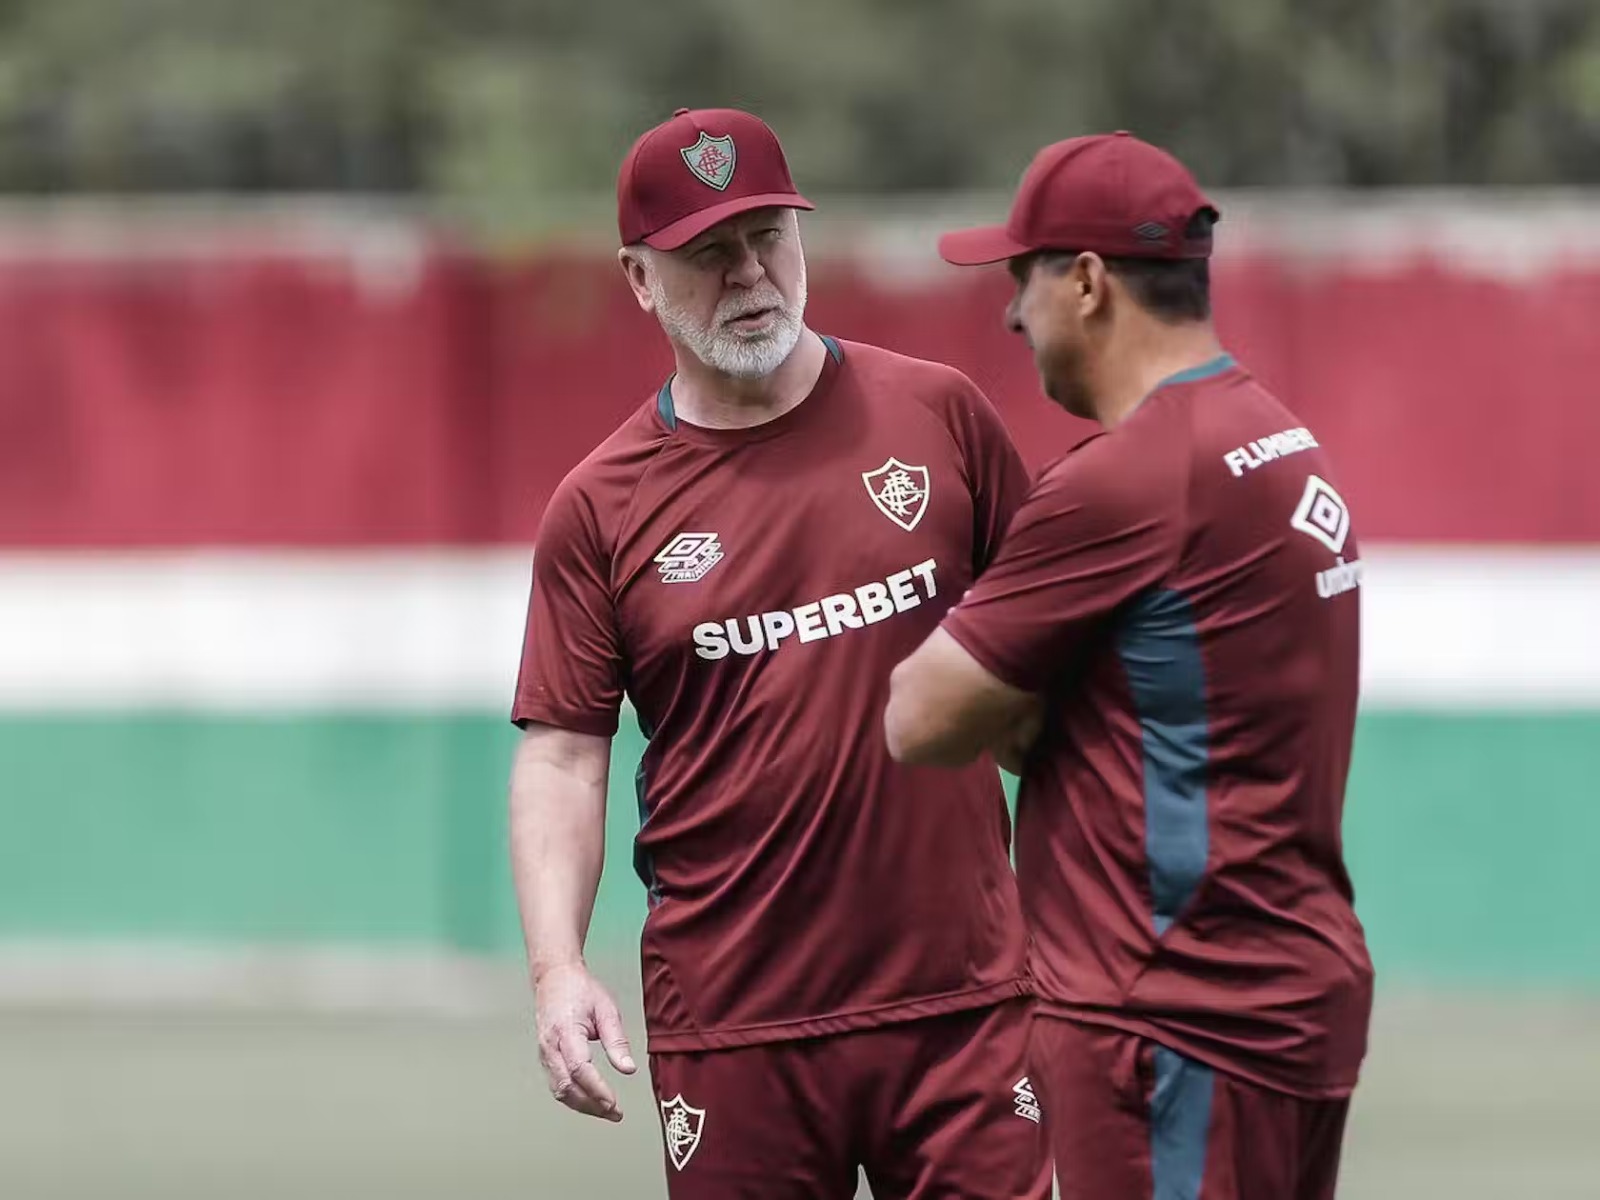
(886, 132), (1374, 1199)
(508, 107), (1051, 1198)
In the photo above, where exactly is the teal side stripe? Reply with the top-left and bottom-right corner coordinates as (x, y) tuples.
(1116, 589), (1211, 935)
(1150, 1046), (1215, 1200)
(631, 710), (663, 906)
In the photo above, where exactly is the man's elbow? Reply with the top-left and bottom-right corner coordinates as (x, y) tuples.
(884, 663), (972, 767)
(885, 708), (941, 765)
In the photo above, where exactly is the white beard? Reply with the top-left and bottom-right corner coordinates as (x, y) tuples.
(649, 262), (808, 379)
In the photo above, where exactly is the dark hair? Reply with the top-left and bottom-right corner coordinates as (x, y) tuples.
(1101, 208), (1217, 323)
(1034, 209), (1215, 323)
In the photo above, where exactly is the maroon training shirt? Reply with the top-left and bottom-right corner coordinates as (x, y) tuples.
(514, 336), (1033, 1052)
(943, 354), (1374, 1098)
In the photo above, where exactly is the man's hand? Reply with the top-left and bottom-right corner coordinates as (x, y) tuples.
(534, 961), (637, 1122)
(993, 698), (1045, 776)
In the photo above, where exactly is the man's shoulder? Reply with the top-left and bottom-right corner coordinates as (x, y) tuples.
(1161, 366), (1328, 486)
(559, 396), (673, 494)
(539, 396), (673, 544)
(837, 338), (985, 403)
(1048, 415), (1180, 490)
(1155, 358), (1304, 440)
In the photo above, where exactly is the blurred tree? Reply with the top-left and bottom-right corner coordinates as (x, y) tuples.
(0, 0), (1592, 214)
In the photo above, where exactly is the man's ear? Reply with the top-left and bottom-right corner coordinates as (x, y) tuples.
(1076, 253), (1111, 318)
(618, 245), (654, 313)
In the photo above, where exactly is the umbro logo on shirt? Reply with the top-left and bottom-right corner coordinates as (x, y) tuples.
(656, 532), (725, 584)
(1290, 475), (1350, 555)
(1290, 475), (1364, 600)
(1012, 1076), (1041, 1124)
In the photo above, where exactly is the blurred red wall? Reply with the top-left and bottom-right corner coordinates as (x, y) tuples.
(3, 247), (1597, 545)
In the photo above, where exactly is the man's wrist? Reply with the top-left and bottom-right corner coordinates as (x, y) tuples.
(529, 950), (586, 985)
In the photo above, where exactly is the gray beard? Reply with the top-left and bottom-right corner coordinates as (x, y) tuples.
(650, 271), (808, 379)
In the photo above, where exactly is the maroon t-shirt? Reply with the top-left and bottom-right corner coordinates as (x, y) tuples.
(943, 354), (1374, 1098)
(514, 337), (1033, 1052)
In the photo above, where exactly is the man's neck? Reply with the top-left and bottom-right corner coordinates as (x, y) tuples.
(1091, 321), (1225, 429)
(669, 329), (827, 430)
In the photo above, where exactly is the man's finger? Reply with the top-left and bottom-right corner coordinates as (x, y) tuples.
(556, 1027), (619, 1114)
(551, 1061), (620, 1121)
(541, 1042), (574, 1104)
(595, 1001), (637, 1074)
(558, 1088), (622, 1122)
(570, 1060), (622, 1120)
(541, 1026), (587, 1103)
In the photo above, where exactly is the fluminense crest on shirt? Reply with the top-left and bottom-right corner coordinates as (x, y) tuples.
(862, 457), (931, 532)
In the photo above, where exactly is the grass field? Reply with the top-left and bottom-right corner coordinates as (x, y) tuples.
(3, 969), (1596, 1200)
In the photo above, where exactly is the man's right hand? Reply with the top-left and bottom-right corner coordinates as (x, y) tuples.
(534, 961), (638, 1122)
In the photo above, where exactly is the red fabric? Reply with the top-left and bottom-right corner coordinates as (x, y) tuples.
(513, 340), (1031, 1051)
(939, 131), (1216, 264)
(617, 108), (813, 249)
(1032, 1017), (1352, 1200)
(647, 999), (1050, 1199)
(944, 364), (1372, 1098)
(2, 246), (1598, 546)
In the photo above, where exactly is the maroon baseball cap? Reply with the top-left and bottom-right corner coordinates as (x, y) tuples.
(617, 107), (815, 250)
(939, 132), (1219, 265)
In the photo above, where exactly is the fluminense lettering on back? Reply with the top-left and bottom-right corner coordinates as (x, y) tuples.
(1224, 427), (1319, 477)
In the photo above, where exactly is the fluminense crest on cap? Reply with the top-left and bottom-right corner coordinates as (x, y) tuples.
(681, 133), (737, 191)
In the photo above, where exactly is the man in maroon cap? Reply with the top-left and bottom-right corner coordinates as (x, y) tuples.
(885, 132), (1374, 1199)
(508, 107), (1052, 1199)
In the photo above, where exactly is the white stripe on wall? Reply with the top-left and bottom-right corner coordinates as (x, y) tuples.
(1, 547), (1597, 710)
(0, 551), (532, 711)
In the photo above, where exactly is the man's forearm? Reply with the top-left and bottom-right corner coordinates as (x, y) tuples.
(886, 629), (1042, 767)
(508, 727), (611, 981)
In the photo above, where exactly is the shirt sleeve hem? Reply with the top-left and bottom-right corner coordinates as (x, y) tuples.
(942, 618), (1045, 696)
(510, 701), (620, 738)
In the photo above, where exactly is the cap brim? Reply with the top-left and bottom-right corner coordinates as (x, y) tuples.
(644, 193), (816, 250)
(937, 225), (1036, 266)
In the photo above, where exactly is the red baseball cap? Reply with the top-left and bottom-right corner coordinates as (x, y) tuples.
(617, 107), (815, 250)
(939, 132), (1219, 265)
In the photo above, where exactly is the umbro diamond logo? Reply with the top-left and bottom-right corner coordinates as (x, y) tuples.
(656, 532), (725, 585)
(1012, 1076), (1041, 1124)
(1290, 475), (1351, 555)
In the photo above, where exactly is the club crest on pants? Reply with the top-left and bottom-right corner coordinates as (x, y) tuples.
(862, 457), (931, 531)
(659, 1094), (707, 1171)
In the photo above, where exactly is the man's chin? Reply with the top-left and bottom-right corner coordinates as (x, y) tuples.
(701, 340), (790, 379)
(1042, 377), (1093, 420)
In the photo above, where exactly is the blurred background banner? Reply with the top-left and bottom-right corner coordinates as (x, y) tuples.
(1, 1), (1598, 1197)
(4, 197), (1600, 978)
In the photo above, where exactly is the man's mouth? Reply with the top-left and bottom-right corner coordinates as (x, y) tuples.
(725, 306), (778, 331)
